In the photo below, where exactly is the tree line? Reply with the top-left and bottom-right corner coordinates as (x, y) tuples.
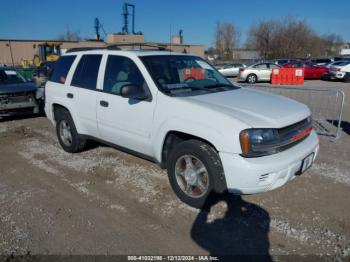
(212, 17), (344, 60)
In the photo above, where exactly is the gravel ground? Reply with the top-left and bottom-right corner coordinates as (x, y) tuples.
(0, 80), (349, 260)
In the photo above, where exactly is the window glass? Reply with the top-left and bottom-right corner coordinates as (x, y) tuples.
(0, 69), (26, 84)
(103, 55), (146, 95)
(140, 55), (234, 97)
(49, 55), (76, 84)
(253, 63), (268, 69)
(71, 55), (102, 90)
(269, 63), (280, 69)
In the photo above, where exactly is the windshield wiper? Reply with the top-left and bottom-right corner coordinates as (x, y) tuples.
(203, 83), (233, 89)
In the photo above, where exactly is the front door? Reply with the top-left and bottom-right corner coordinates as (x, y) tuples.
(96, 55), (156, 156)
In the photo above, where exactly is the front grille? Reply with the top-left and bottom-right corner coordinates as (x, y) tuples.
(0, 92), (35, 104)
(277, 118), (312, 152)
(278, 118), (308, 137)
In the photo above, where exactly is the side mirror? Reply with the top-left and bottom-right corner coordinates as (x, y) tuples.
(120, 84), (148, 101)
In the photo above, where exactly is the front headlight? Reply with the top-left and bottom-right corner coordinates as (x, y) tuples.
(240, 117), (313, 158)
(239, 128), (280, 157)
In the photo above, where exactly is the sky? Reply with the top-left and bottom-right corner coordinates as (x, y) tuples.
(1, 0), (349, 48)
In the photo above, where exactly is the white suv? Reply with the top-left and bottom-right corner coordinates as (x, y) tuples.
(45, 48), (319, 208)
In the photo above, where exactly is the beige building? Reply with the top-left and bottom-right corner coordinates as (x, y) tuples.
(0, 39), (106, 66)
(0, 35), (204, 66)
(106, 33), (204, 58)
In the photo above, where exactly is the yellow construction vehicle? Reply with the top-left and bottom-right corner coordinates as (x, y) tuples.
(33, 42), (62, 67)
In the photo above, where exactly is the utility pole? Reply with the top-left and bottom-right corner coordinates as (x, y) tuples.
(8, 40), (15, 67)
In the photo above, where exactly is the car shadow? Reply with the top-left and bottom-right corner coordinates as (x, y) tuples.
(0, 113), (44, 123)
(191, 193), (271, 261)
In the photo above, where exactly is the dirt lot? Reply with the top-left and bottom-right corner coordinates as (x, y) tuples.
(0, 80), (350, 259)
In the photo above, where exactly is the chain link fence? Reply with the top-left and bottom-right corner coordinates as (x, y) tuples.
(241, 84), (346, 140)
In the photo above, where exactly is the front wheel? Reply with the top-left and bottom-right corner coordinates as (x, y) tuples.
(167, 139), (226, 208)
(344, 73), (350, 83)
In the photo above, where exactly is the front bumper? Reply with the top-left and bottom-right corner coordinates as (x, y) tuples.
(0, 95), (39, 116)
(220, 130), (319, 194)
(330, 71), (345, 79)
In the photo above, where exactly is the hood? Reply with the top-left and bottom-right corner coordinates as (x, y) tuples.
(182, 88), (310, 128)
(0, 82), (37, 95)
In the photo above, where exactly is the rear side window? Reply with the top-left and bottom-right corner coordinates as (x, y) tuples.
(253, 63), (268, 69)
(49, 56), (76, 84)
(71, 55), (102, 90)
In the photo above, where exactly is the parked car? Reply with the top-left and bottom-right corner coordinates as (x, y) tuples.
(272, 59), (297, 66)
(45, 49), (319, 208)
(311, 58), (332, 66)
(0, 67), (41, 118)
(218, 63), (247, 77)
(329, 61), (350, 82)
(324, 60), (347, 68)
(282, 61), (329, 79)
(238, 62), (281, 83)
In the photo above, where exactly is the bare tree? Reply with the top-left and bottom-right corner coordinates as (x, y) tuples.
(57, 25), (82, 41)
(246, 17), (343, 59)
(215, 22), (240, 60)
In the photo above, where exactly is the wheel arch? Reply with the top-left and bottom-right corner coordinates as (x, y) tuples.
(160, 130), (218, 169)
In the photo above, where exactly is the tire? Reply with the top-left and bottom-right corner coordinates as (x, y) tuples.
(246, 74), (257, 84)
(344, 73), (350, 83)
(54, 108), (86, 153)
(166, 139), (226, 208)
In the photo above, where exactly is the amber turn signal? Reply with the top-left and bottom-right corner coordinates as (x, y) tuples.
(240, 131), (250, 155)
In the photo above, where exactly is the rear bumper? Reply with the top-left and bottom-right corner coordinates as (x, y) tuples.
(220, 130), (319, 194)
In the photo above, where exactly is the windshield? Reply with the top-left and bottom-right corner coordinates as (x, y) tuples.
(140, 55), (238, 96)
(0, 69), (26, 85)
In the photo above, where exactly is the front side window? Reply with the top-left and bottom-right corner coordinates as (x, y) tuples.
(71, 55), (102, 90)
(103, 56), (146, 95)
(49, 55), (76, 84)
(140, 55), (236, 96)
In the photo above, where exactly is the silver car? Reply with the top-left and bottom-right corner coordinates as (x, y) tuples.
(218, 63), (246, 77)
(238, 62), (280, 84)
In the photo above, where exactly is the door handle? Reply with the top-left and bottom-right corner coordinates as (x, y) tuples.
(100, 100), (109, 107)
(67, 93), (74, 99)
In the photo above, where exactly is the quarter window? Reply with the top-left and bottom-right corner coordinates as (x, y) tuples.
(49, 55), (76, 84)
(71, 55), (102, 90)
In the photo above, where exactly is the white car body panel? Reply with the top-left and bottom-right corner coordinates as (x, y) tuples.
(45, 50), (319, 195)
(330, 62), (350, 79)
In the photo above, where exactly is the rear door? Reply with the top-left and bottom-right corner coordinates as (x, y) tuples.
(69, 54), (102, 137)
(96, 55), (156, 156)
(254, 63), (270, 80)
(45, 55), (76, 121)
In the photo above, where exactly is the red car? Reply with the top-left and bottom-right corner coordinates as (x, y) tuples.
(282, 61), (329, 79)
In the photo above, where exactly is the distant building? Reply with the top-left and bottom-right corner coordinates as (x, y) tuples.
(0, 39), (106, 66)
(232, 49), (261, 61)
(340, 43), (350, 56)
(0, 35), (205, 66)
(106, 33), (204, 58)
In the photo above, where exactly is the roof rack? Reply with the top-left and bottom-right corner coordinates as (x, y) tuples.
(65, 47), (114, 53)
(65, 42), (171, 53)
(107, 42), (170, 51)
